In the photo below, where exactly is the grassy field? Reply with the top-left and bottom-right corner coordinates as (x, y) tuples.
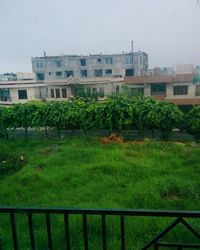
(0, 137), (200, 249)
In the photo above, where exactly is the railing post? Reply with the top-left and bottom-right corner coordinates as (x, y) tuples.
(27, 213), (35, 250)
(64, 213), (71, 250)
(120, 215), (125, 250)
(154, 244), (159, 250)
(102, 214), (107, 250)
(10, 212), (18, 250)
(83, 213), (88, 250)
(46, 213), (53, 250)
(0, 237), (2, 250)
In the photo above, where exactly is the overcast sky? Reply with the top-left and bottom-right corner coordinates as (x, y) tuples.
(0, 0), (200, 73)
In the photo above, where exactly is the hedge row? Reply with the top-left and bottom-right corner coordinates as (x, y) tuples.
(0, 95), (199, 139)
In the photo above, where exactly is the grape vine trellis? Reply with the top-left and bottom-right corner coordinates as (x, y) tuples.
(0, 95), (197, 139)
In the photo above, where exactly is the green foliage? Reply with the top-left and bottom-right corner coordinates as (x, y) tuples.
(131, 98), (183, 139)
(186, 105), (200, 139)
(70, 83), (86, 98)
(70, 83), (104, 101)
(0, 138), (200, 249)
(103, 95), (136, 132)
(0, 96), (189, 139)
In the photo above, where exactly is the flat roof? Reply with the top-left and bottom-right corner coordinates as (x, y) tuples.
(125, 74), (195, 84)
(125, 75), (173, 84)
(31, 51), (147, 60)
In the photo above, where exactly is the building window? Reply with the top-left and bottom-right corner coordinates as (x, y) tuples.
(55, 89), (60, 98)
(105, 69), (112, 75)
(99, 87), (105, 97)
(80, 58), (86, 66)
(81, 70), (87, 78)
(195, 85), (200, 96)
(62, 88), (67, 98)
(125, 69), (134, 76)
(92, 87), (97, 94)
(116, 86), (120, 94)
(55, 61), (62, 67)
(151, 84), (166, 96)
(97, 58), (102, 63)
(173, 86), (188, 95)
(125, 56), (133, 65)
(0, 89), (11, 101)
(56, 71), (62, 77)
(18, 90), (28, 100)
(105, 57), (113, 64)
(36, 62), (44, 69)
(50, 89), (55, 98)
(86, 87), (91, 96)
(94, 69), (103, 77)
(36, 73), (45, 80)
(65, 70), (73, 77)
(130, 87), (144, 96)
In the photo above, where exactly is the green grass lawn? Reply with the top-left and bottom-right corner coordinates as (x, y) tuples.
(0, 137), (200, 249)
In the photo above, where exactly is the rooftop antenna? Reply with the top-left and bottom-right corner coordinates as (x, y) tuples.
(131, 40), (134, 54)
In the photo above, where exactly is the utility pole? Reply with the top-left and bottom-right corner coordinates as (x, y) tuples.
(131, 41), (134, 76)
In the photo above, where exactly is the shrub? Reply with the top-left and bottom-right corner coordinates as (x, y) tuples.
(186, 105), (200, 139)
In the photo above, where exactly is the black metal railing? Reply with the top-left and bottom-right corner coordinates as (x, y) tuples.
(0, 207), (199, 250)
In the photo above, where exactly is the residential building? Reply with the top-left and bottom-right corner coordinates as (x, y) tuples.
(0, 77), (124, 105)
(124, 73), (200, 105)
(1, 73), (200, 106)
(0, 73), (17, 81)
(0, 80), (45, 104)
(176, 64), (194, 75)
(31, 51), (148, 81)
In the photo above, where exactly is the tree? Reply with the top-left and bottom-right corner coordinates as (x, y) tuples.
(101, 95), (134, 134)
(138, 98), (183, 139)
(11, 103), (36, 136)
(185, 105), (200, 139)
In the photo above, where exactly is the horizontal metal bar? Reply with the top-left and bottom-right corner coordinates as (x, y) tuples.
(0, 207), (199, 218)
(157, 242), (200, 248)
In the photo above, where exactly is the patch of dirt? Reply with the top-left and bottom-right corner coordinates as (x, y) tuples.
(100, 134), (124, 144)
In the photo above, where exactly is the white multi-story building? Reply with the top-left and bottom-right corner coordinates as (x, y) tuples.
(31, 51), (148, 81)
(0, 77), (124, 104)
